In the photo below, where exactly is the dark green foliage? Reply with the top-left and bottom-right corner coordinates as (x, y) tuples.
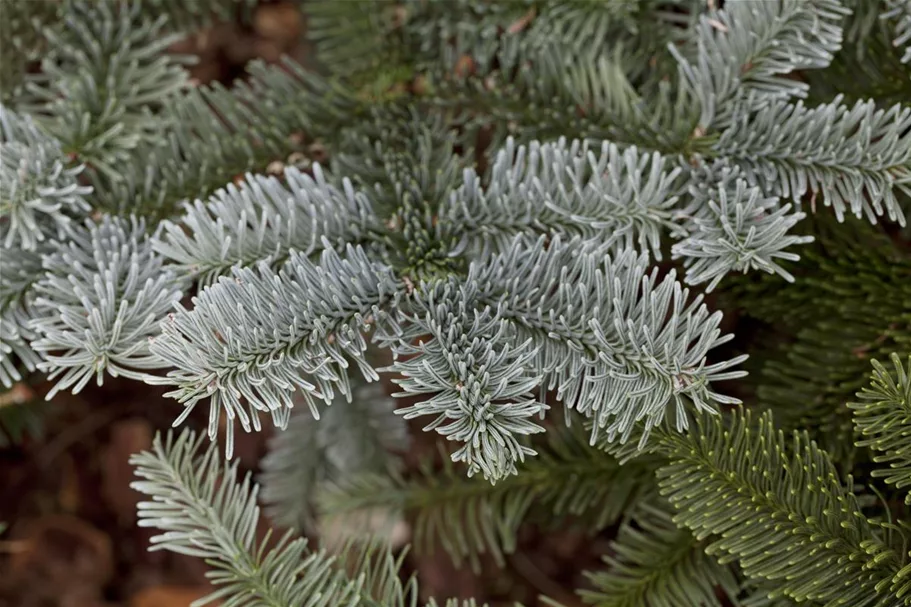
(852, 354), (911, 503)
(580, 502), (738, 607)
(806, 19), (911, 106)
(721, 216), (911, 465)
(657, 408), (911, 606)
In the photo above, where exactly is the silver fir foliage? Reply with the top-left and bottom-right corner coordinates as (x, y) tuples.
(0, 308), (39, 388)
(148, 244), (400, 459)
(92, 57), (359, 216)
(672, 164), (814, 291)
(390, 278), (547, 481)
(672, 0), (849, 131)
(471, 235), (748, 450)
(146, 131), (752, 481)
(20, 0), (193, 182)
(885, 0), (911, 62)
(154, 164), (380, 285)
(0, 245), (46, 384)
(132, 428), (495, 607)
(3, 0), (911, 603)
(29, 215), (185, 398)
(449, 137), (684, 259)
(714, 96), (911, 225)
(0, 106), (91, 251)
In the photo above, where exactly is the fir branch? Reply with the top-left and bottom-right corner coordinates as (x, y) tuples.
(149, 245), (400, 458)
(713, 96), (911, 225)
(580, 502), (738, 607)
(131, 428), (428, 607)
(672, 0), (849, 130)
(319, 422), (655, 572)
(260, 378), (408, 532)
(758, 322), (910, 469)
(0, 246), (45, 380)
(11, 2), (911, 604)
(0, 105), (91, 251)
(154, 165), (380, 285)
(20, 0), (194, 182)
(29, 215), (186, 399)
(390, 278), (547, 482)
(475, 235), (747, 448)
(672, 163), (813, 291)
(91, 58), (361, 217)
(850, 354), (911, 504)
(448, 138), (684, 259)
(657, 408), (911, 606)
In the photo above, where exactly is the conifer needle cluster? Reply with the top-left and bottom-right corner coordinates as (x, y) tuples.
(2, 1), (910, 605)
